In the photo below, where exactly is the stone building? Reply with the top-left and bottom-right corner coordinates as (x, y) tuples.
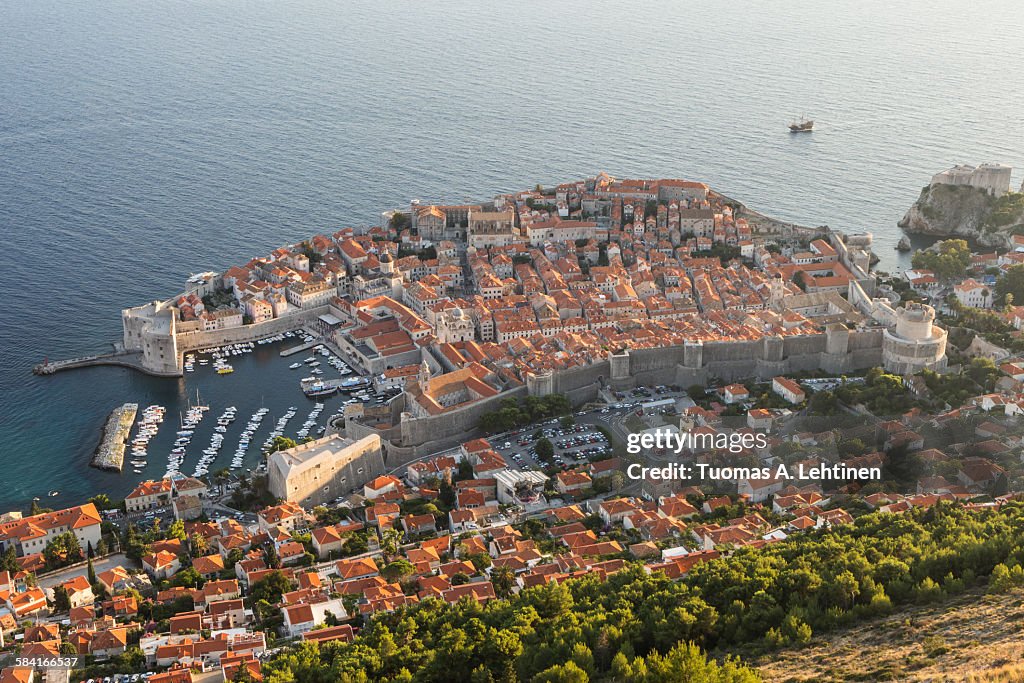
(930, 163), (1013, 197)
(268, 434), (386, 507)
(435, 307), (475, 343)
(881, 302), (948, 374)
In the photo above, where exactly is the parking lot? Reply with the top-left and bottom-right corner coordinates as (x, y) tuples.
(484, 384), (693, 475)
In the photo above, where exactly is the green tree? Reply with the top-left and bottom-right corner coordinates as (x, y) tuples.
(439, 478), (457, 509)
(172, 567), (204, 589)
(52, 585), (72, 612)
(190, 532), (209, 556)
(267, 436), (298, 455)
(389, 212), (411, 232)
(250, 570), (294, 604)
(380, 527), (403, 559)
(531, 661), (589, 683)
(382, 559), (415, 583)
(535, 438), (555, 460)
(265, 542), (280, 569)
(965, 357), (999, 391)
(0, 546), (17, 573)
(492, 565), (516, 598)
(168, 519), (187, 541)
(43, 531), (83, 569)
(911, 239), (972, 281)
(88, 493), (116, 510)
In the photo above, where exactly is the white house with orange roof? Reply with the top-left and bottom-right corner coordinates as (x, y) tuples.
(363, 475), (401, 500)
(51, 574), (95, 609)
(722, 384), (749, 404)
(0, 504), (102, 558)
(125, 479), (174, 513)
(771, 376), (806, 404)
(142, 550), (181, 580)
(257, 501), (308, 533)
(953, 278), (992, 308)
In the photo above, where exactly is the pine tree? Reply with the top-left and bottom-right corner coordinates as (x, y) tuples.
(53, 585), (71, 612)
(0, 546), (17, 572)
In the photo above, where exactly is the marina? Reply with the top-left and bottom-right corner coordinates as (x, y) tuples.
(122, 332), (387, 483)
(127, 404), (165, 473)
(17, 326), (392, 505)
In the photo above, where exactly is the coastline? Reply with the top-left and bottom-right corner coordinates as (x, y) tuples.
(17, 174), (899, 514)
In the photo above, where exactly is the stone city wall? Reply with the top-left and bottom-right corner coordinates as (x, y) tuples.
(333, 325), (892, 464)
(176, 306), (330, 354)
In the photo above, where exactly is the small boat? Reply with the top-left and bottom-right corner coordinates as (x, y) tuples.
(48, 490), (59, 497)
(289, 362), (302, 369)
(217, 365), (234, 374)
(789, 116), (813, 133)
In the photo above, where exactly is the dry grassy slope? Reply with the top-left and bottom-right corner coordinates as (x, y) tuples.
(755, 589), (1024, 683)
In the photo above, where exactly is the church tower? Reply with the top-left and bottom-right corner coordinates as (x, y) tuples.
(769, 274), (786, 312)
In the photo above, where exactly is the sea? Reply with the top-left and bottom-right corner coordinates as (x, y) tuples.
(1, 0), (1023, 512)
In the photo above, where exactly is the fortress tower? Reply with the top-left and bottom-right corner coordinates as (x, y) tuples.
(609, 350), (631, 380)
(882, 302), (947, 374)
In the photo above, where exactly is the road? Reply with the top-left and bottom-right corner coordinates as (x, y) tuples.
(38, 552), (132, 590)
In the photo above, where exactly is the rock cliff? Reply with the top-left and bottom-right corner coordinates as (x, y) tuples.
(898, 184), (1024, 247)
(898, 184), (996, 244)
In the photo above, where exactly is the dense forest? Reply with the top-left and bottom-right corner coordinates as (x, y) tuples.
(262, 503), (1024, 682)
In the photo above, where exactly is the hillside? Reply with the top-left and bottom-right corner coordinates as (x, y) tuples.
(898, 184), (1024, 247)
(756, 589), (1024, 682)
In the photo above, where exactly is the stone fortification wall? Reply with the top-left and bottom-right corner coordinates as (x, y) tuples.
(332, 324), (893, 466)
(176, 306), (330, 353)
(399, 385), (528, 451)
(123, 300), (331, 375)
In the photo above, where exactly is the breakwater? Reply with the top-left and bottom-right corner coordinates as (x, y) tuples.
(91, 403), (137, 472)
(33, 350), (180, 378)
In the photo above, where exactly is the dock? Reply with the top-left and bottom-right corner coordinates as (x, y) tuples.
(280, 340), (320, 357)
(91, 403), (138, 472)
(301, 376), (372, 397)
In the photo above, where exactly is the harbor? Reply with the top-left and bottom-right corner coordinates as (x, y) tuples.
(90, 402), (138, 472)
(68, 330), (391, 495)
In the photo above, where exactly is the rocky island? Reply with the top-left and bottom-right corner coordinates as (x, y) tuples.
(898, 163), (1024, 247)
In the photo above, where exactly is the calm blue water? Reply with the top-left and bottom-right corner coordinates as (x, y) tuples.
(1, 0), (1023, 511)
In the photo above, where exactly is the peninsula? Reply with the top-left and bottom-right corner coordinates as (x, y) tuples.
(103, 173), (946, 468)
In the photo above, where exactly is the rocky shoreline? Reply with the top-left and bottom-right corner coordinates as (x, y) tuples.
(898, 183), (1024, 248)
(91, 402), (137, 471)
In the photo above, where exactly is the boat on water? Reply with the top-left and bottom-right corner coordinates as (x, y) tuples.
(217, 365), (234, 374)
(339, 376), (372, 391)
(289, 362), (302, 369)
(789, 116), (813, 133)
(302, 380), (338, 398)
